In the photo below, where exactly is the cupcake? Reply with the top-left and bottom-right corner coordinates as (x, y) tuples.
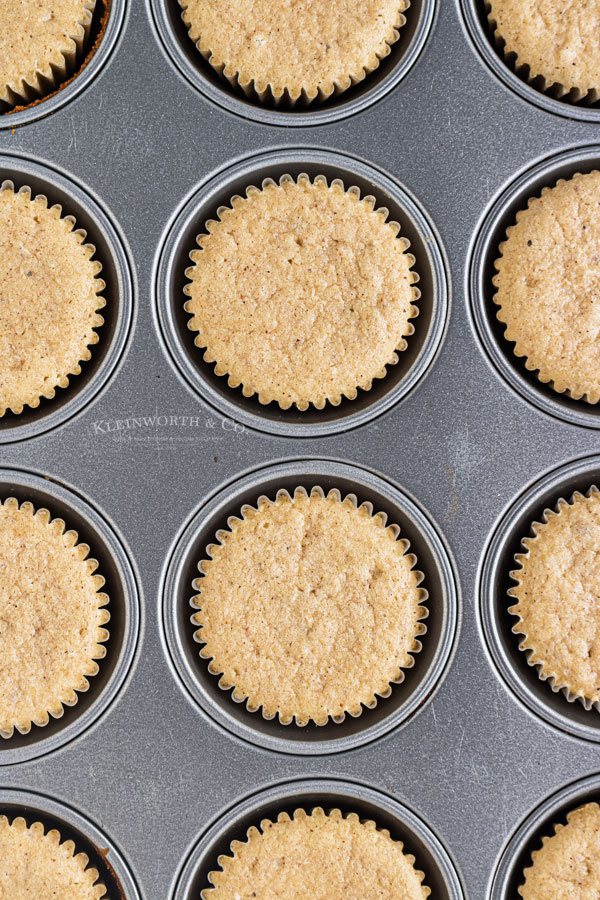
(520, 803), (600, 900)
(178, 0), (408, 104)
(487, 0), (600, 99)
(0, 182), (105, 417)
(184, 175), (419, 411)
(0, 498), (110, 738)
(494, 171), (600, 404)
(0, 1), (96, 112)
(0, 815), (106, 898)
(204, 808), (430, 900)
(192, 488), (427, 726)
(509, 488), (600, 711)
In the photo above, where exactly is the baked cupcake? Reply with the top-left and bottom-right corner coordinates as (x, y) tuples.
(0, 182), (105, 417)
(509, 488), (600, 710)
(0, 1), (96, 111)
(178, 0), (408, 104)
(0, 815), (106, 899)
(0, 498), (110, 738)
(494, 171), (600, 404)
(520, 803), (600, 900)
(192, 488), (427, 726)
(204, 808), (430, 900)
(184, 175), (419, 410)
(487, 0), (600, 99)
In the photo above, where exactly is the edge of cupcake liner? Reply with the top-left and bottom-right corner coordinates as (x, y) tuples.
(202, 806), (431, 900)
(0, 814), (107, 898)
(0, 497), (110, 740)
(178, 1), (409, 107)
(492, 170), (600, 407)
(183, 172), (421, 412)
(190, 484), (429, 728)
(0, 2), (97, 113)
(518, 802), (600, 899)
(484, 1), (600, 107)
(507, 485), (600, 716)
(0, 179), (107, 419)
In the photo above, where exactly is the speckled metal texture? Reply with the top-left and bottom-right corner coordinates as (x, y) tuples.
(1, 1), (600, 898)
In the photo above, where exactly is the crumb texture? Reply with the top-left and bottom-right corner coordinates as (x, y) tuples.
(520, 803), (600, 900)
(185, 178), (416, 410)
(0, 816), (106, 899)
(489, 0), (600, 92)
(510, 490), (600, 703)
(195, 491), (424, 724)
(179, 0), (406, 97)
(205, 808), (430, 900)
(0, 500), (109, 737)
(0, 186), (104, 416)
(494, 171), (600, 404)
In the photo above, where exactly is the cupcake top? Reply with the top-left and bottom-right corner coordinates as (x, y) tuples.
(185, 177), (418, 410)
(205, 808), (430, 900)
(488, 0), (600, 94)
(509, 489), (600, 706)
(179, 0), (406, 100)
(0, 184), (105, 417)
(520, 803), (600, 900)
(494, 171), (600, 404)
(194, 489), (426, 726)
(0, 816), (106, 899)
(0, 498), (110, 738)
(0, 0), (93, 102)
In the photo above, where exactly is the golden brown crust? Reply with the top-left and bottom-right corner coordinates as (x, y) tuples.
(494, 171), (600, 404)
(179, 0), (407, 101)
(0, 816), (106, 899)
(509, 488), (600, 707)
(185, 177), (418, 410)
(520, 803), (600, 900)
(193, 489), (426, 726)
(0, 184), (105, 417)
(204, 808), (430, 900)
(0, 499), (110, 738)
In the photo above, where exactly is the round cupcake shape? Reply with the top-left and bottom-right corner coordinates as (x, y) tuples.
(493, 171), (600, 406)
(0, 181), (106, 419)
(192, 486), (427, 727)
(204, 807), (429, 900)
(0, 815), (106, 899)
(184, 174), (419, 412)
(0, 1), (96, 112)
(0, 497), (110, 739)
(178, 0), (408, 106)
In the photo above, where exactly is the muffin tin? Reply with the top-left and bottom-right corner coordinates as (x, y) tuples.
(2, 0), (600, 898)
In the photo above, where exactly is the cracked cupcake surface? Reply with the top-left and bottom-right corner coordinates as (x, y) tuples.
(193, 490), (426, 725)
(0, 499), (110, 738)
(494, 171), (600, 404)
(204, 808), (430, 900)
(509, 489), (600, 707)
(179, 0), (407, 101)
(0, 816), (106, 899)
(520, 803), (600, 900)
(0, 185), (105, 416)
(184, 177), (418, 410)
(488, 0), (600, 95)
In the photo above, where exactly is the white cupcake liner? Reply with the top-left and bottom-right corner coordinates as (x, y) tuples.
(508, 485), (600, 714)
(184, 172), (420, 411)
(190, 484), (428, 728)
(0, 180), (106, 418)
(0, 497), (110, 739)
(0, 2), (97, 113)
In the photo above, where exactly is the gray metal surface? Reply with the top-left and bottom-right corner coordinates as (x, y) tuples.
(1, 1), (600, 898)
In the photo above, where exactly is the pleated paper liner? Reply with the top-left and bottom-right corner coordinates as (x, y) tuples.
(190, 485), (428, 728)
(184, 172), (420, 412)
